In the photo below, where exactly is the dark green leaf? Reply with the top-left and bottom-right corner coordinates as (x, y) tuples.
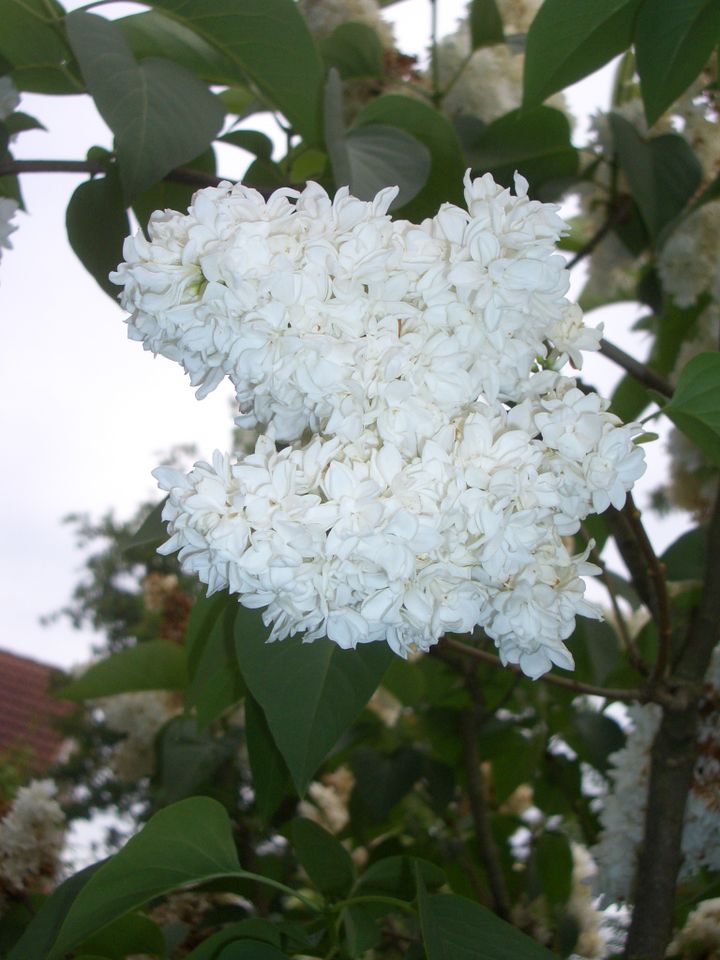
(291, 818), (355, 897)
(234, 607), (393, 795)
(217, 943), (290, 960)
(66, 171), (130, 298)
(568, 711), (625, 774)
(416, 871), (555, 960)
(243, 157), (286, 189)
(352, 94), (466, 221)
(467, 106), (578, 194)
(186, 595), (245, 729)
(76, 913), (165, 959)
(8, 863), (104, 960)
(565, 619), (620, 687)
(0, 0), (84, 93)
(636, 0), (720, 126)
(320, 22), (383, 79)
(359, 856), (446, 900)
(66, 11), (225, 200)
(132, 148), (216, 237)
(470, 0), (504, 49)
(609, 114), (702, 238)
(610, 373), (651, 422)
(661, 526), (707, 581)
(351, 746), (424, 821)
(124, 498), (168, 554)
(116, 10), (238, 85)
(220, 130), (274, 160)
(343, 904), (381, 957)
(245, 693), (289, 823)
(184, 920), (283, 959)
(150, 0), (324, 142)
(155, 716), (237, 804)
(50, 798), (242, 958)
(58, 640), (187, 701)
(531, 831), (573, 906)
(662, 353), (720, 465)
(4, 111), (45, 134)
(523, 0), (642, 107)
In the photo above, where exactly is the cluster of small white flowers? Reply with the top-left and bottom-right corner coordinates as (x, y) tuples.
(593, 648), (720, 902)
(298, 0), (395, 50)
(0, 779), (65, 896)
(567, 843), (606, 959)
(115, 173), (645, 678)
(0, 76), (20, 121)
(667, 897), (720, 958)
(298, 765), (355, 834)
(95, 690), (181, 781)
(657, 203), (720, 308)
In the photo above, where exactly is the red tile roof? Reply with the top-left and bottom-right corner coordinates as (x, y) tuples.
(0, 649), (74, 771)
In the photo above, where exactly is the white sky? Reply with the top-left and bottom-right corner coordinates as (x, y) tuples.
(0, 0), (691, 672)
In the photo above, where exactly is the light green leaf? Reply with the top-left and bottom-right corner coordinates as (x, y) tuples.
(150, 0), (324, 143)
(66, 171), (130, 299)
(49, 798), (242, 958)
(466, 105), (578, 194)
(352, 94), (465, 221)
(662, 353), (720, 466)
(58, 640), (187, 701)
(245, 693), (289, 823)
(320, 22), (383, 79)
(185, 593), (245, 729)
(609, 114), (702, 239)
(417, 872), (555, 960)
(234, 607), (393, 795)
(470, 0), (504, 49)
(636, 0), (720, 126)
(116, 9), (238, 85)
(0, 0), (84, 93)
(523, 0), (642, 107)
(66, 11), (225, 200)
(291, 818), (355, 897)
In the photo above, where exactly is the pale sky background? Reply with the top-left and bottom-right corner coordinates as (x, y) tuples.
(0, 0), (690, 673)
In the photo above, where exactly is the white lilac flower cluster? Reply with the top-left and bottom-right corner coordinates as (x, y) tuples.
(593, 647), (720, 902)
(95, 690), (182, 781)
(668, 897), (720, 958)
(0, 779), (65, 905)
(113, 173), (645, 679)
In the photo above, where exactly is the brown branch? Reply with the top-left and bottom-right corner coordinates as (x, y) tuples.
(0, 158), (225, 188)
(624, 486), (720, 960)
(599, 338), (674, 399)
(442, 637), (647, 702)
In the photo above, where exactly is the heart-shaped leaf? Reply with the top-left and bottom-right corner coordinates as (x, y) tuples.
(661, 353), (720, 466)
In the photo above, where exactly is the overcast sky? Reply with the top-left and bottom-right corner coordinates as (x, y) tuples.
(0, 0), (689, 672)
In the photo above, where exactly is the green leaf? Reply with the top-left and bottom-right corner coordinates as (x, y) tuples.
(662, 353), (720, 466)
(467, 106), (578, 194)
(66, 171), (130, 299)
(351, 746), (424, 821)
(523, 0), (642, 107)
(567, 711), (625, 774)
(358, 856), (446, 900)
(124, 497), (168, 554)
(4, 111), (46, 135)
(291, 818), (355, 897)
(155, 716), (237, 805)
(610, 373), (651, 422)
(150, 0), (324, 143)
(234, 607), (393, 795)
(58, 640), (187, 701)
(324, 71), (430, 210)
(470, 0), (504, 49)
(661, 526), (707, 582)
(116, 10), (238, 85)
(186, 594), (245, 729)
(352, 94), (466, 221)
(131, 148), (216, 237)
(343, 904), (381, 957)
(530, 831), (573, 906)
(8, 863), (104, 960)
(49, 798), (242, 958)
(220, 130), (274, 160)
(320, 22), (383, 79)
(636, 0), (720, 126)
(245, 693), (289, 823)
(66, 11), (225, 201)
(184, 920), (283, 959)
(0, 0), (84, 93)
(609, 114), (702, 239)
(565, 619), (620, 687)
(76, 913), (165, 959)
(416, 871), (555, 960)
(216, 943), (290, 960)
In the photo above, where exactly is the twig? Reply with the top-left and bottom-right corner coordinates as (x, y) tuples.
(599, 339), (674, 399)
(566, 195), (632, 270)
(624, 485), (720, 960)
(0, 158), (225, 189)
(623, 494), (673, 684)
(442, 637), (647, 702)
(579, 524), (648, 675)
